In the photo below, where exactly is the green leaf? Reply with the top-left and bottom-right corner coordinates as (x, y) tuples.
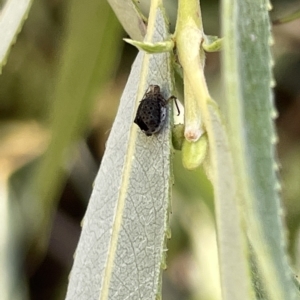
(272, 8), (300, 25)
(0, 0), (33, 73)
(9, 0), (123, 273)
(172, 123), (184, 150)
(182, 133), (208, 170)
(107, 0), (147, 41)
(203, 35), (223, 52)
(65, 1), (175, 299)
(124, 38), (174, 53)
(222, 0), (298, 299)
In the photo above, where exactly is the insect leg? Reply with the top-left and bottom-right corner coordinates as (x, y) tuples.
(168, 96), (180, 116)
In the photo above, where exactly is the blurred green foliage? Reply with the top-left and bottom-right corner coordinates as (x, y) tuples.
(1, 0), (300, 299)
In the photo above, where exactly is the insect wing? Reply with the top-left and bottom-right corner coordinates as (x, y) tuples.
(134, 98), (165, 136)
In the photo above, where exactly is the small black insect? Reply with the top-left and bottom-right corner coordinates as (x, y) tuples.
(134, 85), (180, 136)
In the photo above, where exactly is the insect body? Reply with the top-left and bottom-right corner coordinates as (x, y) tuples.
(134, 85), (179, 136)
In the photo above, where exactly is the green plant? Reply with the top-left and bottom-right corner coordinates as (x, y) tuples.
(2, 0), (300, 299)
(65, 0), (300, 299)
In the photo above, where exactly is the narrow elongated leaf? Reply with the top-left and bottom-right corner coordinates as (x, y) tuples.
(0, 0), (33, 72)
(66, 3), (174, 299)
(222, 0), (298, 299)
(7, 1), (122, 298)
(9, 0), (123, 255)
(174, 1), (253, 298)
(107, 0), (146, 41)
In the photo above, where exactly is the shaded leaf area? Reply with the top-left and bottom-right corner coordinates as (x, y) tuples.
(23, 0), (122, 248)
(5, 0), (123, 299)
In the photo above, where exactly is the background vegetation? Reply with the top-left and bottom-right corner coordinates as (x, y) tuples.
(1, 0), (300, 299)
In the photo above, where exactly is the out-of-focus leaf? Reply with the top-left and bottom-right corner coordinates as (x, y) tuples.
(272, 8), (300, 25)
(107, 0), (147, 41)
(0, 0), (33, 73)
(8, 0), (123, 278)
(222, 0), (298, 299)
(65, 2), (175, 299)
